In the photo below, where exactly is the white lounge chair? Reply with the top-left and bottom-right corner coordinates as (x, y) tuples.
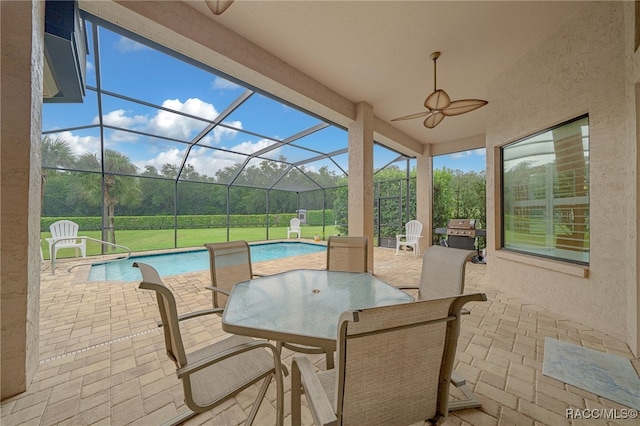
(396, 219), (423, 257)
(287, 218), (301, 239)
(46, 220), (86, 260)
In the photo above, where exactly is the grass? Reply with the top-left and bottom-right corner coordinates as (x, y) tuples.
(41, 225), (339, 259)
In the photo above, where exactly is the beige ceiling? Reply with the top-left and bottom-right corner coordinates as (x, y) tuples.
(182, 1), (585, 148)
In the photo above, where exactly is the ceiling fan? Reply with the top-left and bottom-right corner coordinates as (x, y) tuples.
(391, 51), (488, 129)
(205, 0), (234, 15)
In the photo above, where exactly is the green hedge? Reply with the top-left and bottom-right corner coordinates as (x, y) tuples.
(41, 210), (334, 231)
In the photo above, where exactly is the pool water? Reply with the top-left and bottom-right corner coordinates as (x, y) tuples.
(88, 242), (326, 282)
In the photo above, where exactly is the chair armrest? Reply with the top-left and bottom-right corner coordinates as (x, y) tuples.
(177, 339), (281, 379)
(292, 355), (337, 426)
(176, 307), (224, 322)
(158, 307), (224, 327)
(205, 286), (230, 296)
(396, 234), (407, 240)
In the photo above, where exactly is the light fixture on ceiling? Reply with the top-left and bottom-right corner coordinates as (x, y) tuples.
(205, 0), (234, 15)
(391, 51), (488, 129)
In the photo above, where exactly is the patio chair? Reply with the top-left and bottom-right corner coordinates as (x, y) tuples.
(396, 219), (423, 257)
(46, 219), (87, 260)
(134, 262), (285, 426)
(287, 218), (301, 239)
(326, 236), (368, 273)
(278, 236), (369, 370)
(399, 244), (481, 411)
(291, 293), (487, 426)
(204, 240), (264, 312)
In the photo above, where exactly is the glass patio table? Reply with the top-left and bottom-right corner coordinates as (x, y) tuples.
(221, 269), (414, 350)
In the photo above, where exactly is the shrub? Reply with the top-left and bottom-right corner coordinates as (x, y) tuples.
(41, 210), (335, 231)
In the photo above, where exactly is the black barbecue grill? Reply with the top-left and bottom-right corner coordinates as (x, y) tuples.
(435, 219), (486, 252)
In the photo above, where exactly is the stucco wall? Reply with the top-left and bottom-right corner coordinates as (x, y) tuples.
(486, 2), (636, 348)
(1, 0), (43, 398)
(623, 0), (640, 358)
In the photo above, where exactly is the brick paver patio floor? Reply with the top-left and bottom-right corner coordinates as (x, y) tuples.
(1, 243), (639, 425)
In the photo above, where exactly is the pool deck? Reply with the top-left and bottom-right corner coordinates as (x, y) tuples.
(2, 242), (639, 425)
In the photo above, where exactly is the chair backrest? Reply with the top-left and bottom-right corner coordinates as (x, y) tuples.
(134, 262), (188, 368)
(289, 218), (301, 229)
(204, 241), (254, 309)
(404, 220), (423, 243)
(418, 245), (475, 300)
(334, 293), (486, 425)
(326, 236), (368, 273)
(50, 220), (79, 240)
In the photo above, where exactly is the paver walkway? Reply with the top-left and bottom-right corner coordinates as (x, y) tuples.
(1, 244), (638, 425)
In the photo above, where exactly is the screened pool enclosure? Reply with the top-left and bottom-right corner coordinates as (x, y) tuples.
(41, 13), (417, 255)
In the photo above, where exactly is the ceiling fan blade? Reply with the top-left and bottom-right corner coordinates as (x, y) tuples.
(441, 99), (488, 116)
(424, 89), (451, 110)
(424, 112), (445, 128)
(391, 110), (431, 122)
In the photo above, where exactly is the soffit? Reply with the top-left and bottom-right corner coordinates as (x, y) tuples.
(184, 1), (585, 148)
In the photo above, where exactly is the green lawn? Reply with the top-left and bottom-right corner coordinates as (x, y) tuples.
(41, 225), (338, 259)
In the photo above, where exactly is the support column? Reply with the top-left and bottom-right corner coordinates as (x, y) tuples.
(348, 102), (374, 272)
(416, 145), (432, 254)
(1, 0), (44, 399)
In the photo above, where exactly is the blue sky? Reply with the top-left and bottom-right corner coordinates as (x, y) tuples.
(434, 148), (486, 173)
(43, 19), (485, 180)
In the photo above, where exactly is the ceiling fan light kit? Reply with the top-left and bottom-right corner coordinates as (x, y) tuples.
(392, 51), (488, 129)
(205, 0), (235, 15)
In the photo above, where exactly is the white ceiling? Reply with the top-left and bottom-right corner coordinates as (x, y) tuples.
(185, 1), (585, 146)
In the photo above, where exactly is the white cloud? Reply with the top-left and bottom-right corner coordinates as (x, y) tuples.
(136, 137), (281, 178)
(195, 122), (243, 146)
(97, 109), (147, 128)
(450, 148), (485, 160)
(72, 97), (287, 177)
(115, 37), (150, 53)
(93, 98), (244, 144)
(138, 147), (183, 172)
(149, 98), (219, 140)
(227, 138), (275, 155)
(212, 77), (241, 90)
(451, 151), (471, 159)
(48, 131), (99, 157)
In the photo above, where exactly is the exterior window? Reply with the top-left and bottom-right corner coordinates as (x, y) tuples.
(502, 115), (589, 264)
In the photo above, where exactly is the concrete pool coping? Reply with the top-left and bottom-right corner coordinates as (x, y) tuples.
(48, 239), (328, 283)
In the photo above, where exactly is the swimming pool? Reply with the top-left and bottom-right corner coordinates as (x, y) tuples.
(88, 242), (326, 282)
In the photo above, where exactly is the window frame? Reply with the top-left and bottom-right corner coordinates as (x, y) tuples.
(500, 114), (590, 265)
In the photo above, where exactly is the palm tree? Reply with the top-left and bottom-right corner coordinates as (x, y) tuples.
(75, 149), (141, 248)
(41, 136), (76, 204)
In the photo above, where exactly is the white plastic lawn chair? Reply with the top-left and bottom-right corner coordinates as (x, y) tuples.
(287, 218), (301, 239)
(396, 219), (423, 257)
(46, 220), (87, 260)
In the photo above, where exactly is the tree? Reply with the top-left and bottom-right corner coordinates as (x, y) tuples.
(73, 149), (141, 247)
(41, 136), (75, 204)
